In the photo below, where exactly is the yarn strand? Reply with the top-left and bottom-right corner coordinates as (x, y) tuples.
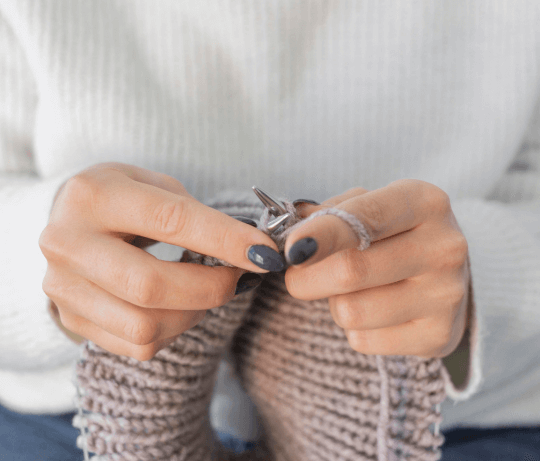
(376, 355), (390, 461)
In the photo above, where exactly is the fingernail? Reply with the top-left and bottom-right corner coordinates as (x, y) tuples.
(288, 237), (318, 265)
(232, 216), (258, 227)
(293, 199), (320, 207)
(247, 245), (285, 272)
(234, 273), (263, 295)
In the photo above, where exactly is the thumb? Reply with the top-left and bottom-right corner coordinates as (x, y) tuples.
(284, 213), (361, 266)
(285, 187), (370, 266)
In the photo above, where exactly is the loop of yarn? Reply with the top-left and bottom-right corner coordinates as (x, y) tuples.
(257, 200), (372, 253)
(296, 207), (372, 250)
(189, 197), (373, 266)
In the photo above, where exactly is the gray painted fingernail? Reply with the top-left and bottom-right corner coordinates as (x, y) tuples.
(248, 245), (285, 272)
(293, 199), (320, 207)
(234, 273), (263, 295)
(288, 237), (318, 265)
(232, 216), (258, 227)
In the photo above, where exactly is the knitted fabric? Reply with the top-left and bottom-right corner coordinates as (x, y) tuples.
(232, 273), (445, 461)
(73, 191), (446, 461)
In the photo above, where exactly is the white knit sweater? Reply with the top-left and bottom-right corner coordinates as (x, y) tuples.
(0, 0), (539, 436)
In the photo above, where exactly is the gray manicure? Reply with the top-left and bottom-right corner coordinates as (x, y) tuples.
(288, 237), (318, 265)
(235, 273), (263, 295)
(232, 216), (258, 227)
(248, 245), (285, 272)
(293, 199), (320, 207)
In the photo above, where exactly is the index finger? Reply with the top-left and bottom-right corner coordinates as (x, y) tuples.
(68, 168), (280, 273)
(285, 179), (440, 266)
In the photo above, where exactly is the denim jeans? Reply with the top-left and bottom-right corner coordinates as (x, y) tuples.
(0, 404), (83, 461)
(1, 404), (539, 460)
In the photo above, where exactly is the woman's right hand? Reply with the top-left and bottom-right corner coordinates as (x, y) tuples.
(39, 162), (281, 360)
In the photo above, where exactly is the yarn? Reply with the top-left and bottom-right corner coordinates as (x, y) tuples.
(73, 191), (446, 460)
(183, 195), (372, 267)
(231, 271), (445, 461)
(256, 200), (372, 253)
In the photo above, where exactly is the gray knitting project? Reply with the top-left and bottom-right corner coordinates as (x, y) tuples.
(73, 190), (446, 461)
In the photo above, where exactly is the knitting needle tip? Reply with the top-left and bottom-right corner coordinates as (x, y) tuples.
(252, 186), (287, 217)
(267, 212), (292, 233)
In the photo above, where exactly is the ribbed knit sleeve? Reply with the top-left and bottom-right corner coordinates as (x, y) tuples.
(0, 0), (538, 426)
(0, 9), (82, 390)
(440, 110), (540, 428)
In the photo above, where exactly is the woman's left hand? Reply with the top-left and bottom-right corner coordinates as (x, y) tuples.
(284, 179), (471, 359)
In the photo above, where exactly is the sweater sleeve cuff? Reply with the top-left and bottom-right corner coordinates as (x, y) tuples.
(440, 197), (540, 404)
(0, 166), (88, 372)
(441, 253), (482, 401)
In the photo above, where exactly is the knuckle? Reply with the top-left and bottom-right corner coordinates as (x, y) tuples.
(125, 267), (162, 307)
(54, 172), (108, 225)
(447, 281), (468, 306)
(124, 316), (158, 345)
(42, 278), (55, 299)
(431, 321), (454, 354)
(346, 186), (369, 196)
(131, 346), (159, 362)
(157, 173), (188, 194)
(211, 225), (234, 255)
(434, 232), (469, 268)
(450, 233), (469, 265)
(151, 200), (187, 237)
(38, 227), (55, 259)
(42, 269), (63, 300)
(429, 279), (467, 310)
(424, 184), (451, 217)
(284, 270), (311, 300)
(333, 297), (360, 329)
(284, 271), (301, 298)
(57, 311), (79, 334)
(203, 274), (233, 308)
(361, 197), (386, 237)
(62, 173), (98, 205)
(346, 330), (374, 355)
(417, 317), (453, 357)
(332, 250), (369, 291)
(38, 226), (66, 261)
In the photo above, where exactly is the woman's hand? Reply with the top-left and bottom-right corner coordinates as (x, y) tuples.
(285, 179), (471, 359)
(39, 162), (280, 360)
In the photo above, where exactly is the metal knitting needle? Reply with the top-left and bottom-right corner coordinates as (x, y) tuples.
(266, 212), (291, 233)
(252, 186), (291, 234)
(252, 186), (287, 217)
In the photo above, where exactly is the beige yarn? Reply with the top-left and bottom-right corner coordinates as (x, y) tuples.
(73, 191), (446, 460)
(232, 272), (445, 461)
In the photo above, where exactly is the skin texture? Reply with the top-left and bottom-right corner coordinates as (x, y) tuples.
(284, 179), (471, 359)
(42, 167), (469, 361)
(39, 162), (280, 361)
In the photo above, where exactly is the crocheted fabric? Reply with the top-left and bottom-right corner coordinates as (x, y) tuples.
(73, 190), (446, 461)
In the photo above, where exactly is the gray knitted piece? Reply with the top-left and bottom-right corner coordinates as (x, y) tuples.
(73, 190), (446, 461)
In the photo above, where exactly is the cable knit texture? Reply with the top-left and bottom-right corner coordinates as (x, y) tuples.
(74, 194), (446, 461)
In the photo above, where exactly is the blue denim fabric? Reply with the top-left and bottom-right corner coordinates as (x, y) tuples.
(215, 427), (540, 459)
(441, 426), (540, 461)
(215, 431), (257, 454)
(0, 405), (83, 461)
(1, 403), (539, 461)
